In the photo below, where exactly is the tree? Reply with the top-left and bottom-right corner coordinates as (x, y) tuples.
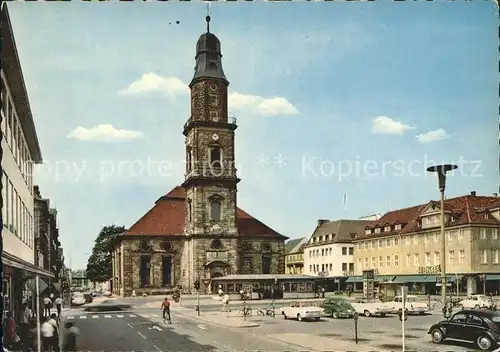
(86, 225), (126, 283)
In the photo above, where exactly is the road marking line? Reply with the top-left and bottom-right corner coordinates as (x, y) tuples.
(79, 316), (87, 319)
(152, 344), (162, 352)
(66, 316), (74, 320)
(116, 315), (124, 318)
(197, 324), (206, 330)
(127, 323), (134, 329)
(129, 314), (137, 317)
(152, 314), (159, 317)
(104, 315), (112, 318)
(137, 332), (147, 340)
(92, 315), (99, 319)
(140, 314), (149, 318)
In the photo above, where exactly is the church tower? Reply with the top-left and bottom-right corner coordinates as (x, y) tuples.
(181, 15), (240, 289)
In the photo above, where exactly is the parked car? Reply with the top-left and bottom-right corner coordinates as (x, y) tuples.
(280, 301), (324, 322)
(321, 297), (355, 319)
(351, 298), (393, 317)
(428, 309), (500, 350)
(391, 295), (429, 315)
(71, 292), (86, 306)
(459, 295), (494, 310)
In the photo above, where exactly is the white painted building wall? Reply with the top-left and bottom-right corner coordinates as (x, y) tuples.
(1, 70), (36, 264)
(303, 243), (355, 277)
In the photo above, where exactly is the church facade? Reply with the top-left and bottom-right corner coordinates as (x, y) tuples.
(111, 17), (287, 297)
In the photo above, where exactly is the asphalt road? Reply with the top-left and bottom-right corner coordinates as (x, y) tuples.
(62, 308), (304, 351)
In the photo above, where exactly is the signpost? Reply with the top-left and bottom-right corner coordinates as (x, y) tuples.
(353, 312), (359, 344)
(36, 276), (41, 352)
(401, 286), (408, 352)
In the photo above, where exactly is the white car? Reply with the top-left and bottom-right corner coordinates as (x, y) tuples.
(351, 298), (394, 317)
(458, 295), (494, 310)
(71, 292), (86, 306)
(280, 301), (324, 322)
(391, 295), (429, 315)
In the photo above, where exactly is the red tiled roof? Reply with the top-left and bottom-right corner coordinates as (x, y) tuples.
(125, 186), (287, 239)
(357, 194), (499, 240)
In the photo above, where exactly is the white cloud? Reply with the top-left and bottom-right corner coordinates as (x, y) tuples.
(372, 116), (415, 135)
(228, 92), (299, 117)
(118, 73), (189, 98)
(67, 124), (143, 142)
(416, 128), (449, 143)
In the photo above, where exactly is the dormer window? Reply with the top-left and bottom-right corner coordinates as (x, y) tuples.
(484, 213), (489, 220)
(395, 224), (402, 231)
(375, 228), (381, 234)
(319, 236), (323, 242)
(384, 226), (391, 232)
(210, 200), (221, 221)
(365, 229), (371, 235)
(210, 147), (221, 168)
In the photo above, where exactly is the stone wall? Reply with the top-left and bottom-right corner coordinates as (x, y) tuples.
(191, 80), (228, 124)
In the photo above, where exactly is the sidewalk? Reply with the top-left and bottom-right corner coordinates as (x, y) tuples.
(174, 306), (260, 328)
(267, 333), (391, 352)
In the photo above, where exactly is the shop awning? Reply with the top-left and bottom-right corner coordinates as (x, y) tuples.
(425, 275), (462, 283)
(2, 252), (54, 278)
(486, 274), (500, 281)
(376, 276), (395, 283)
(392, 275), (429, 283)
(345, 276), (363, 283)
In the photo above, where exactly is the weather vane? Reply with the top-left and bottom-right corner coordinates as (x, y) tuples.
(206, 2), (211, 33)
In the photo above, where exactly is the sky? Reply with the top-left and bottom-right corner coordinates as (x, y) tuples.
(7, 1), (499, 270)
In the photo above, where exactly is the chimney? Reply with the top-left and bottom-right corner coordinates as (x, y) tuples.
(470, 191), (476, 197)
(318, 219), (328, 226)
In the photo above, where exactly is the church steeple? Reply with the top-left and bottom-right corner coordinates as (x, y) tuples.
(190, 14), (228, 87)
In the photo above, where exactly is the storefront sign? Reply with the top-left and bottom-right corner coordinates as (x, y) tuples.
(418, 265), (441, 274)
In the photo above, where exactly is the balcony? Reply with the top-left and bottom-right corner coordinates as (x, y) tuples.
(206, 251), (228, 264)
(183, 116), (238, 135)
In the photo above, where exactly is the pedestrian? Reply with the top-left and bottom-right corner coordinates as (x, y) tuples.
(41, 316), (54, 352)
(54, 296), (63, 318)
(48, 313), (60, 352)
(161, 297), (171, 324)
(2, 311), (17, 350)
(20, 303), (33, 343)
(43, 295), (52, 317)
(63, 322), (79, 352)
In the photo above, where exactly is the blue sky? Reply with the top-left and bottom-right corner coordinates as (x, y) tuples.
(8, 2), (499, 270)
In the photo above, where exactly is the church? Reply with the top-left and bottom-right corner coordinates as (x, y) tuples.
(111, 16), (288, 297)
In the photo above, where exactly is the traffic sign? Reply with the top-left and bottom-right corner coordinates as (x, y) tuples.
(26, 278), (48, 294)
(202, 279), (211, 287)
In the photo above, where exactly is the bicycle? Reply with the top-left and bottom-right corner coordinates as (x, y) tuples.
(238, 303), (252, 318)
(162, 310), (172, 324)
(256, 307), (275, 318)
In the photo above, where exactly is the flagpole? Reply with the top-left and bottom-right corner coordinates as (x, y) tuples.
(343, 194), (347, 219)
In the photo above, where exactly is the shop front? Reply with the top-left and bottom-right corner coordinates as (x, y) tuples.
(2, 252), (54, 322)
(211, 274), (318, 300)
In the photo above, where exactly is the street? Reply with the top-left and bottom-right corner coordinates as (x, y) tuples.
(62, 298), (487, 352)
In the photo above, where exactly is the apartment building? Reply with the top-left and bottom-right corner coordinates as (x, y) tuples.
(303, 219), (372, 279)
(285, 237), (308, 274)
(350, 192), (500, 295)
(1, 4), (54, 320)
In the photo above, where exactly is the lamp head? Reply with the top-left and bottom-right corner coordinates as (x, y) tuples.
(426, 164), (458, 192)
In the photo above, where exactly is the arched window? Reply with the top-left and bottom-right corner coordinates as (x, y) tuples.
(210, 147), (221, 168)
(210, 200), (221, 221)
(186, 148), (192, 172)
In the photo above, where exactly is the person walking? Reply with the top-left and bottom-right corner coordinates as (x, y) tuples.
(54, 296), (63, 319)
(48, 313), (60, 352)
(41, 316), (55, 352)
(2, 311), (17, 350)
(63, 322), (79, 352)
(43, 296), (52, 317)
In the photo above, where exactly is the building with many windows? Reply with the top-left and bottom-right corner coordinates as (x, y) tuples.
(285, 237), (308, 274)
(1, 3), (54, 321)
(111, 17), (287, 297)
(350, 192), (500, 295)
(303, 219), (372, 280)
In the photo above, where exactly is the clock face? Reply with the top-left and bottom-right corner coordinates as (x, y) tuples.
(209, 83), (218, 92)
(212, 133), (219, 141)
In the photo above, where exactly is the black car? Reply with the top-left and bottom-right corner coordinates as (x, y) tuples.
(428, 309), (500, 350)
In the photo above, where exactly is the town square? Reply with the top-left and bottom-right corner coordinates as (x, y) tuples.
(1, 1), (499, 351)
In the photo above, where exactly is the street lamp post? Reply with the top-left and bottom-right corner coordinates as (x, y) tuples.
(427, 164), (458, 306)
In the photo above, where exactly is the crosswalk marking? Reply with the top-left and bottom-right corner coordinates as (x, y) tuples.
(129, 314), (137, 317)
(92, 316), (99, 319)
(139, 314), (150, 318)
(65, 313), (176, 320)
(66, 316), (74, 320)
(79, 316), (87, 319)
(116, 315), (124, 318)
(104, 315), (112, 318)
(152, 314), (159, 317)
